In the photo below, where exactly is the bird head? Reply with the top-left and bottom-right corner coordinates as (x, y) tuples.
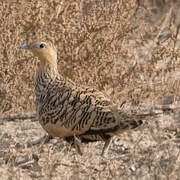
(20, 41), (57, 67)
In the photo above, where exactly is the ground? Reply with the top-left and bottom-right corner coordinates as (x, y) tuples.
(1, 0), (180, 179)
(1, 111), (180, 179)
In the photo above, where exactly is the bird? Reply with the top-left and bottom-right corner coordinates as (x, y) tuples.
(20, 40), (155, 156)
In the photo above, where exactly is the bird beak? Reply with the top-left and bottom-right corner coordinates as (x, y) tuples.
(20, 44), (29, 49)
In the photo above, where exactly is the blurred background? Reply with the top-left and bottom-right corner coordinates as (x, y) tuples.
(1, 0), (180, 115)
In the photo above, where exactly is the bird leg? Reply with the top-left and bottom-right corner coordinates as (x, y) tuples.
(64, 136), (83, 155)
(101, 138), (112, 157)
(43, 134), (53, 144)
(73, 135), (83, 156)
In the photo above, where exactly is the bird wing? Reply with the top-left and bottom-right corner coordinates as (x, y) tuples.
(60, 83), (150, 137)
(58, 84), (120, 135)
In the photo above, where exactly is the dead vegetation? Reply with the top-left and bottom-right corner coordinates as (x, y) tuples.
(1, 0), (180, 179)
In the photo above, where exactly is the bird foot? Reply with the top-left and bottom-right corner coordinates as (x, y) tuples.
(28, 134), (53, 146)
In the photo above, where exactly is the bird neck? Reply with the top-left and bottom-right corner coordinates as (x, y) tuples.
(38, 60), (59, 80)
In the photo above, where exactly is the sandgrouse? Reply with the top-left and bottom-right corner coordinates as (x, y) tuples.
(20, 41), (153, 156)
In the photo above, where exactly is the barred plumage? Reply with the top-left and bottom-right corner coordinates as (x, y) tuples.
(20, 41), (153, 156)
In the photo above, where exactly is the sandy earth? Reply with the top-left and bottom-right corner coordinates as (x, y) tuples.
(0, 110), (180, 179)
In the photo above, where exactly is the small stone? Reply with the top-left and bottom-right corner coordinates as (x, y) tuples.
(130, 166), (136, 172)
(15, 156), (29, 166)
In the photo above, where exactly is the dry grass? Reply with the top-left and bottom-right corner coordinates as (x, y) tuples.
(1, 0), (180, 179)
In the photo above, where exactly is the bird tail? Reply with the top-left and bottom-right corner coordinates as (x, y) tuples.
(106, 112), (159, 136)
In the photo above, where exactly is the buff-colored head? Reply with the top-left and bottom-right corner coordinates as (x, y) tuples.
(20, 41), (57, 66)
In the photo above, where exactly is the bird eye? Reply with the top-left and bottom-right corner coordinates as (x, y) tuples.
(38, 43), (46, 49)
